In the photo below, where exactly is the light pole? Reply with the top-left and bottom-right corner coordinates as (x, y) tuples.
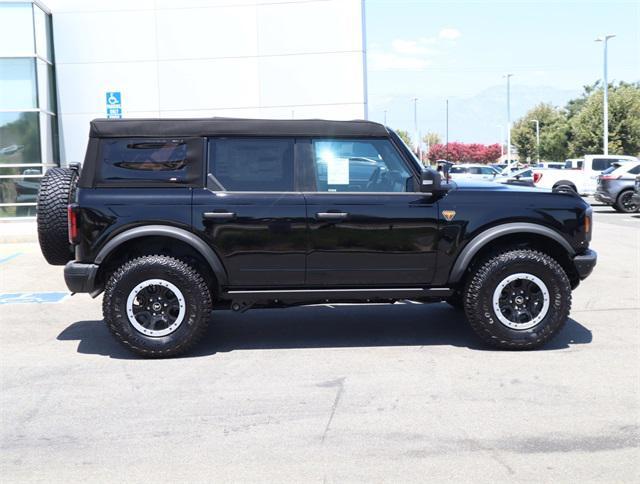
(595, 34), (615, 155)
(497, 124), (504, 158)
(445, 99), (449, 161)
(530, 119), (540, 163)
(413, 97), (419, 159)
(383, 110), (387, 125)
(505, 74), (514, 166)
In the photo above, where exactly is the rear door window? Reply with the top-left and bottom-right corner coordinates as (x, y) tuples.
(208, 138), (294, 191)
(98, 138), (202, 186)
(592, 158), (611, 171)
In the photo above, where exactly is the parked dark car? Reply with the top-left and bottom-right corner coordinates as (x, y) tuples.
(594, 162), (640, 213)
(36, 118), (596, 357)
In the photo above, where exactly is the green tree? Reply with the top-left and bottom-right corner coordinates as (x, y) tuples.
(512, 103), (569, 162)
(568, 82), (640, 156)
(565, 81), (600, 119)
(395, 129), (414, 150)
(422, 132), (442, 148)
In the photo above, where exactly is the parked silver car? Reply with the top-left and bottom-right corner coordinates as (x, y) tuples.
(632, 176), (640, 207)
(594, 162), (640, 213)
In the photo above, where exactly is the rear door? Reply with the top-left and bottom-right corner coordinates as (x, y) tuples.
(302, 138), (439, 286)
(192, 137), (307, 287)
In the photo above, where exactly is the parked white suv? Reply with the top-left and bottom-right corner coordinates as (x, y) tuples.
(533, 155), (639, 195)
(448, 164), (500, 181)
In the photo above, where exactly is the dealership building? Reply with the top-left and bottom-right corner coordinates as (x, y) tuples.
(0, 0), (367, 218)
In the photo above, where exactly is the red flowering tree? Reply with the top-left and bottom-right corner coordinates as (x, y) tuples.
(428, 143), (502, 163)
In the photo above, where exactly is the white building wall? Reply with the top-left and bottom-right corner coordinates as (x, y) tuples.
(46, 0), (367, 164)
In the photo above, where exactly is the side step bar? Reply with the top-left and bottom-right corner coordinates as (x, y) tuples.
(222, 287), (453, 308)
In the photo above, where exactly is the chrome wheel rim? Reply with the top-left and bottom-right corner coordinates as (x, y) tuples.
(126, 279), (186, 337)
(492, 273), (550, 330)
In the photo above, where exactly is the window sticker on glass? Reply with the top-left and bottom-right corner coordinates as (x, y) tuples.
(326, 157), (349, 185)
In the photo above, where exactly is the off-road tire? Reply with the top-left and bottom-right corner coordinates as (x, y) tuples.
(103, 255), (212, 358)
(613, 190), (639, 213)
(36, 167), (78, 265)
(463, 249), (571, 350)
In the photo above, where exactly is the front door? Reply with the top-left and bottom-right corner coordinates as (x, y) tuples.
(303, 138), (439, 286)
(192, 137), (307, 287)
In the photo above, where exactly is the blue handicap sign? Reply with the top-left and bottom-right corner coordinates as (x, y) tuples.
(106, 91), (122, 118)
(106, 92), (121, 106)
(0, 292), (69, 305)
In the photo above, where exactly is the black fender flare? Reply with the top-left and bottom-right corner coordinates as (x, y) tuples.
(95, 225), (228, 289)
(448, 222), (575, 283)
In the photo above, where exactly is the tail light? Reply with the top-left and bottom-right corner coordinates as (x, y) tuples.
(68, 203), (79, 244)
(533, 172), (543, 184)
(584, 212), (592, 240)
(600, 174), (621, 180)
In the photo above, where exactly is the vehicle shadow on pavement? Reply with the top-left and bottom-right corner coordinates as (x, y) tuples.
(57, 303), (592, 359)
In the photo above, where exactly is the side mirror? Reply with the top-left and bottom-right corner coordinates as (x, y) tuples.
(420, 169), (442, 193)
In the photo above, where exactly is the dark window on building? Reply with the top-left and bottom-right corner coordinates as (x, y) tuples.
(98, 138), (201, 185)
(209, 138), (294, 191)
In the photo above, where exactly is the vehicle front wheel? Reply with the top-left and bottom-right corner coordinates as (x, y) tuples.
(463, 249), (571, 350)
(103, 255), (212, 358)
(614, 190), (639, 213)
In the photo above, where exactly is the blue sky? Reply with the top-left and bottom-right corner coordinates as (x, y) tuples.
(365, 0), (640, 144)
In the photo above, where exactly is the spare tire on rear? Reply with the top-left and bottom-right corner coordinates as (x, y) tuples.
(37, 167), (78, 265)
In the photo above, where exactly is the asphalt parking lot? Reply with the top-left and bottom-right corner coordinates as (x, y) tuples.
(1, 203), (638, 482)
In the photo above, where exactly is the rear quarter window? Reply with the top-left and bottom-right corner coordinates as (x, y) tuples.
(628, 165), (640, 175)
(97, 138), (203, 186)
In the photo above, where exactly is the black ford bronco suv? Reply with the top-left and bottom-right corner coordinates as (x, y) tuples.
(36, 118), (597, 357)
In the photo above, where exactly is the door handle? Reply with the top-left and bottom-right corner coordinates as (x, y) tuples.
(203, 211), (236, 220)
(316, 212), (348, 221)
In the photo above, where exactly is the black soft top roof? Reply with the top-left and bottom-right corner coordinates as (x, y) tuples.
(89, 117), (389, 138)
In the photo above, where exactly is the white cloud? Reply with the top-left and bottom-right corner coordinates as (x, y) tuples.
(391, 38), (438, 55)
(392, 39), (423, 55)
(369, 30), (460, 71)
(368, 51), (431, 71)
(439, 28), (462, 40)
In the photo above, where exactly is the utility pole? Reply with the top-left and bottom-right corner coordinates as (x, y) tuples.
(446, 99), (449, 160)
(497, 124), (504, 158)
(531, 119), (540, 163)
(505, 74), (513, 166)
(595, 34), (616, 155)
(413, 97), (419, 159)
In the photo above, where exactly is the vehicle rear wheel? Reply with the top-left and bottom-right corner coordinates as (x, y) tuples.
(36, 167), (78, 265)
(103, 255), (212, 358)
(614, 190), (639, 213)
(553, 184), (576, 194)
(463, 249), (571, 350)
